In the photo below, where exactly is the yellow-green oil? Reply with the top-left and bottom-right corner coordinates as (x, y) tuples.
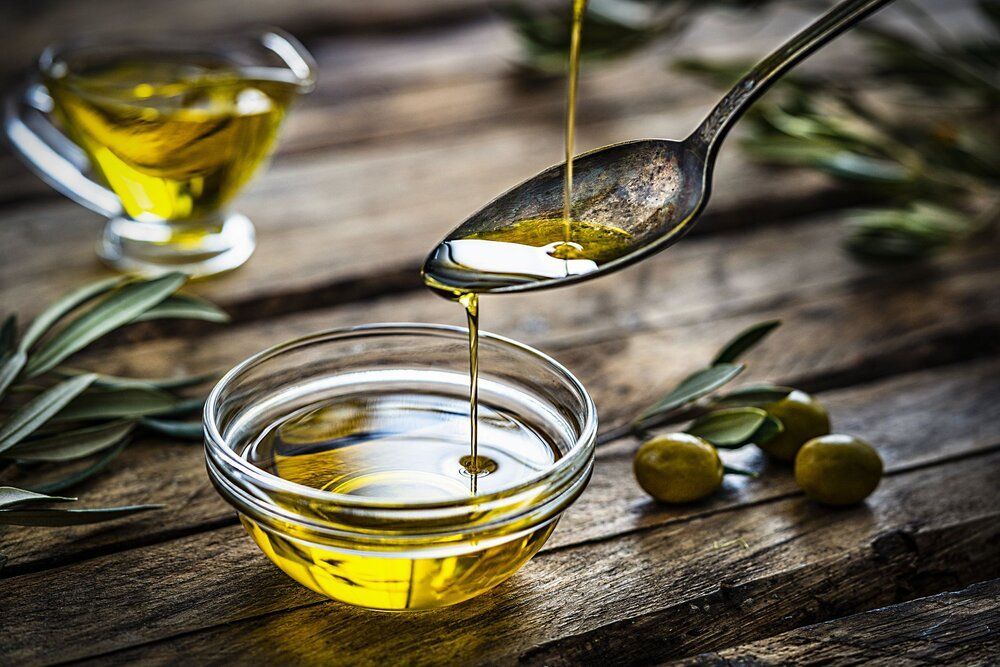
(241, 391), (560, 609)
(47, 58), (297, 227)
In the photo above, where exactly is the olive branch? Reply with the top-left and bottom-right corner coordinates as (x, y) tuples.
(596, 319), (792, 450)
(0, 273), (228, 527)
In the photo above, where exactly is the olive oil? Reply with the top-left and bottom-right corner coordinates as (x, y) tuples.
(240, 386), (562, 609)
(423, 219), (633, 293)
(46, 58), (297, 222)
(460, 291), (484, 492)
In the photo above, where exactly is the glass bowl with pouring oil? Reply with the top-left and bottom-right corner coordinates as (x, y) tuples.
(4, 29), (315, 277)
(204, 324), (596, 611)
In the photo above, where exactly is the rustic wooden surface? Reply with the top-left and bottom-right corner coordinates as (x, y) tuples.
(1, 1), (997, 665)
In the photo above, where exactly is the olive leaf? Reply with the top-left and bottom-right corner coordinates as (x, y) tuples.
(749, 414), (783, 445)
(54, 368), (218, 391)
(52, 386), (179, 422)
(28, 440), (129, 494)
(714, 384), (793, 407)
(845, 203), (980, 261)
(4, 420), (136, 462)
(811, 152), (911, 184)
(0, 352), (26, 401)
(140, 418), (203, 440)
(0, 503), (161, 527)
(0, 273), (229, 527)
(19, 276), (125, 353)
(712, 320), (781, 365)
(685, 407), (768, 448)
(0, 315), (26, 400)
(0, 486), (75, 508)
(501, 0), (684, 73)
(132, 294), (230, 324)
(637, 363), (744, 423)
(0, 373), (97, 454)
(25, 272), (186, 378)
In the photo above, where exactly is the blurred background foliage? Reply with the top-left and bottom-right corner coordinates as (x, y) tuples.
(502, 0), (999, 261)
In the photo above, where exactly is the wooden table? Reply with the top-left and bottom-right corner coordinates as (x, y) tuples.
(1, 1), (997, 664)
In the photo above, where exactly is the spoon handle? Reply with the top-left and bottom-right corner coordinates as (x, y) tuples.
(690, 0), (895, 155)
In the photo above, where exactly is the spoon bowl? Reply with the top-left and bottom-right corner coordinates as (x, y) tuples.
(426, 139), (706, 294)
(423, 0), (894, 296)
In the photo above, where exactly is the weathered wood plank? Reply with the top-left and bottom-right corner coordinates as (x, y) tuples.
(1, 223), (997, 571)
(1, 358), (997, 663)
(673, 578), (1000, 666)
(0, 0), (498, 81)
(26, 450), (998, 665)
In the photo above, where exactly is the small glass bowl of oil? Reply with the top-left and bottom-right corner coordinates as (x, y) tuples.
(205, 324), (596, 611)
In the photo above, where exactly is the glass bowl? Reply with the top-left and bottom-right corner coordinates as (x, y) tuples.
(204, 324), (597, 611)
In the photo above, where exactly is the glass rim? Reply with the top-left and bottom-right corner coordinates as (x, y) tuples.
(38, 26), (317, 92)
(203, 323), (598, 514)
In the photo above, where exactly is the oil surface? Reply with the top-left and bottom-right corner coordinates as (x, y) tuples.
(47, 58), (297, 222)
(424, 218), (633, 295)
(245, 390), (559, 500)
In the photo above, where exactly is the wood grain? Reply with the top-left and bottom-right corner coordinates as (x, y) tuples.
(27, 450), (998, 665)
(1, 359), (998, 663)
(673, 579), (1000, 666)
(0, 0), (496, 81)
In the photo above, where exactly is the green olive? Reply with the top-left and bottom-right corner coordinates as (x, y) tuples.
(633, 433), (723, 504)
(795, 434), (883, 506)
(758, 390), (831, 462)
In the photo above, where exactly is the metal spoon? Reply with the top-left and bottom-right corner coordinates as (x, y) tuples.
(423, 0), (895, 295)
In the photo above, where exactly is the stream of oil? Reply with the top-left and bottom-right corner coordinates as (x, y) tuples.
(563, 0), (587, 243)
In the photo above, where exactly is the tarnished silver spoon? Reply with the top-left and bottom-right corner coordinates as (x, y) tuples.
(423, 0), (895, 295)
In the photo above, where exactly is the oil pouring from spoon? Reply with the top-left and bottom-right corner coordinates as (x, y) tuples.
(423, 0), (896, 491)
(431, 0), (592, 493)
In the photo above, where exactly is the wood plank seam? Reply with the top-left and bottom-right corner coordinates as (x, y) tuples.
(670, 578), (1000, 665)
